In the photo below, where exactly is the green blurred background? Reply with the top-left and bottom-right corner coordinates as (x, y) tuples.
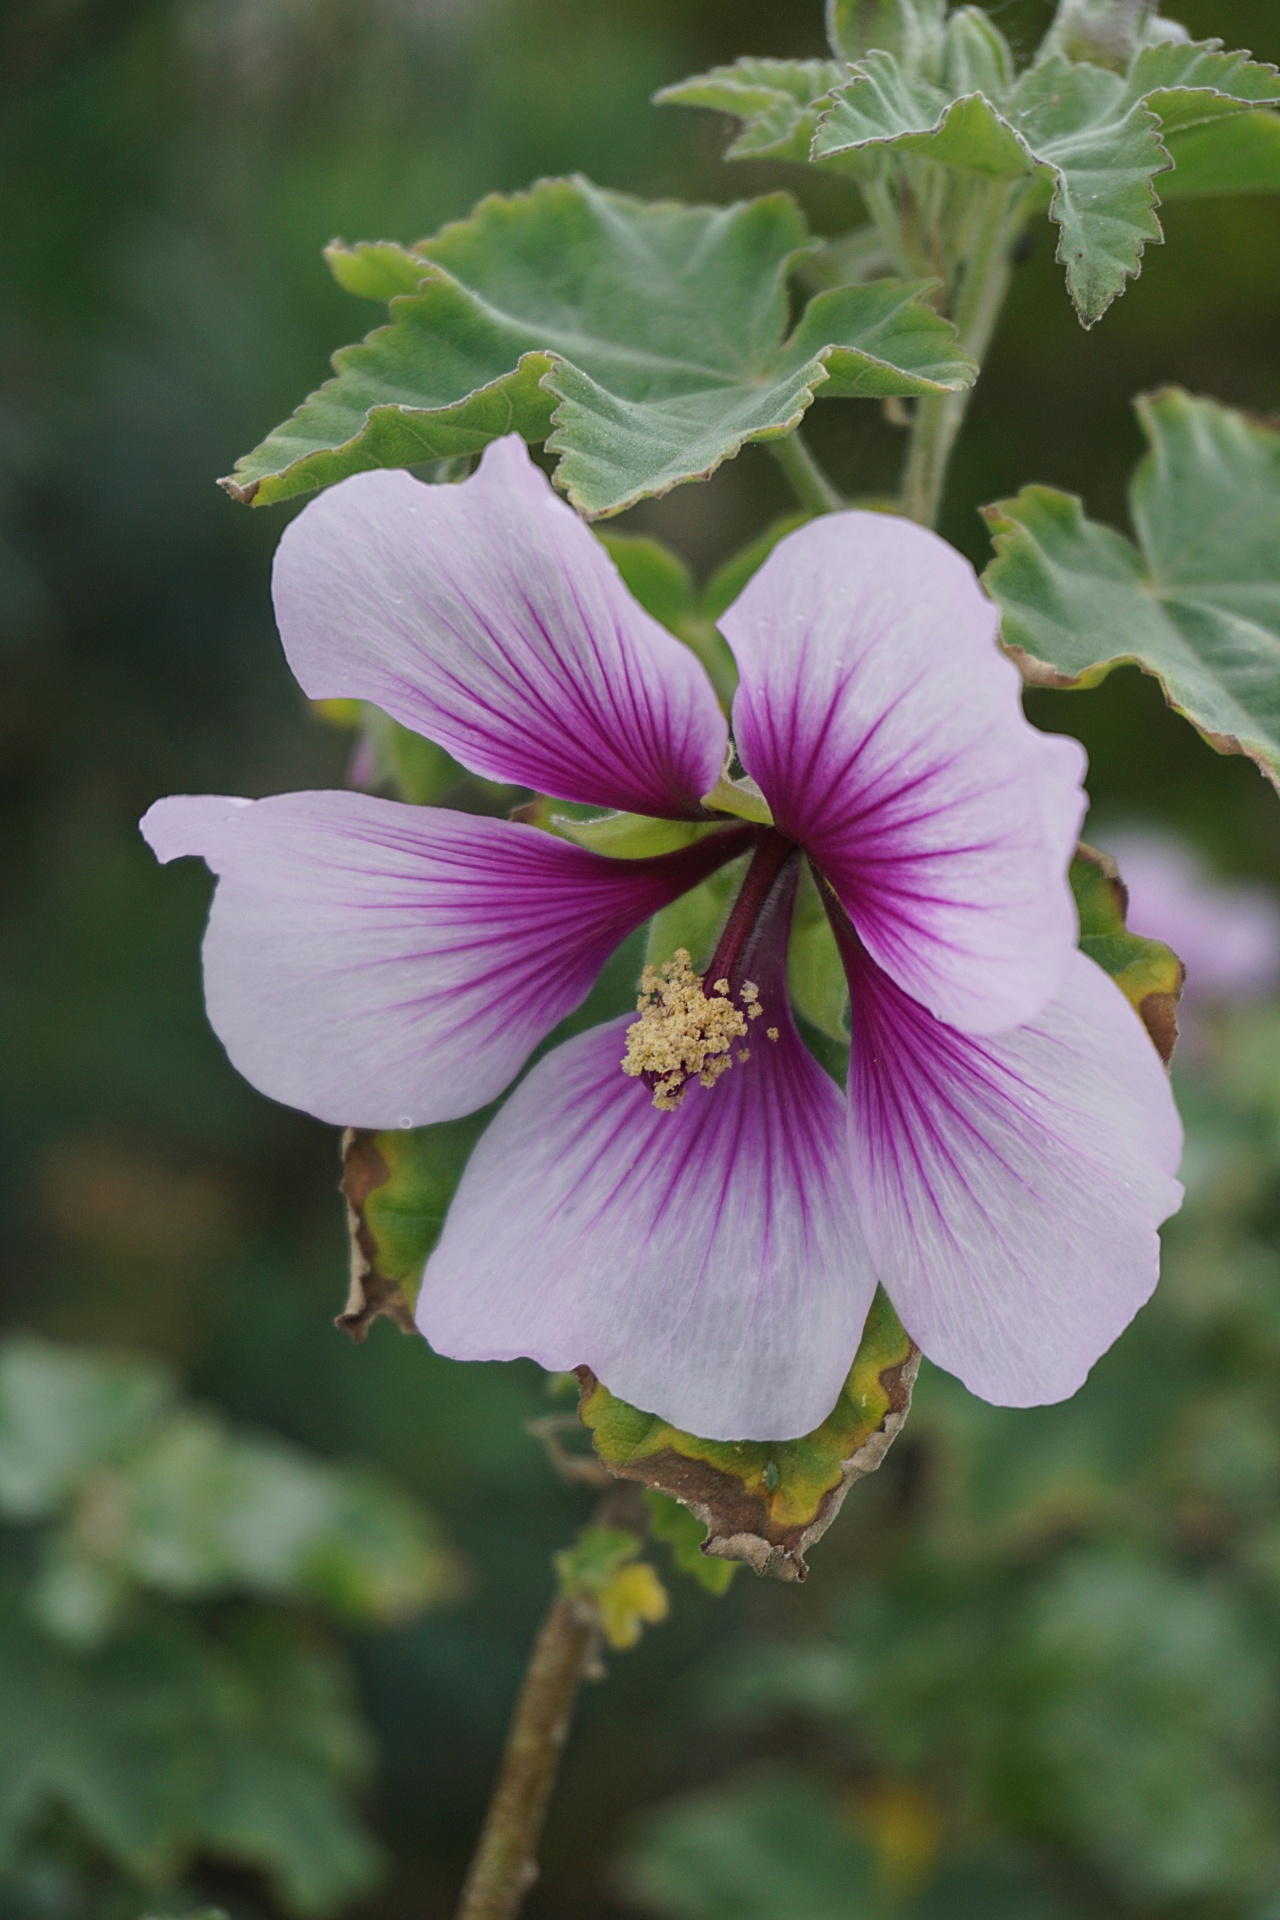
(3, 1), (1280, 1915)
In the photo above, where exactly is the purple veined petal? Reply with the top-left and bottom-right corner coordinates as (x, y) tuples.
(719, 512), (1087, 1034)
(140, 790), (751, 1129)
(271, 436), (728, 819)
(417, 904), (877, 1441)
(841, 932), (1184, 1407)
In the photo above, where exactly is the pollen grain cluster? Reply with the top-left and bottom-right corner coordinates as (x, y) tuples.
(621, 949), (758, 1110)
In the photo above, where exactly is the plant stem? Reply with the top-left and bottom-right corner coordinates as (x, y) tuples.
(453, 1594), (596, 1920)
(900, 181), (1025, 529)
(768, 426), (845, 515)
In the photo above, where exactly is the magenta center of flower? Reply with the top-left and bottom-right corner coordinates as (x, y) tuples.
(621, 829), (798, 1110)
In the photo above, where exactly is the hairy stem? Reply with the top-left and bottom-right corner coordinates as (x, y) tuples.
(900, 181), (1025, 529)
(453, 1594), (595, 1920)
(768, 426), (845, 515)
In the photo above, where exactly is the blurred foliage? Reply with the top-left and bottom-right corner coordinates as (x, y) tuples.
(2, 0), (1280, 1915)
(0, 1336), (454, 1920)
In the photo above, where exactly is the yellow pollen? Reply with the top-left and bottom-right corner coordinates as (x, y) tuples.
(621, 949), (753, 1110)
(766, 1026), (779, 1042)
(737, 1048), (751, 1064)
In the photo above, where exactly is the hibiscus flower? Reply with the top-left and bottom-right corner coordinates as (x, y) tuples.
(141, 437), (1182, 1442)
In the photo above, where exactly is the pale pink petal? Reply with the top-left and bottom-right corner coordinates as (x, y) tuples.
(719, 513), (1086, 1034)
(417, 1008), (876, 1444)
(140, 791), (748, 1128)
(272, 437), (727, 818)
(844, 939), (1183, 1406)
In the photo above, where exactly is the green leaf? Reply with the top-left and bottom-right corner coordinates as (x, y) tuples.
(1071, 845), (1184, 1063)
(0, 1591), (380, 1915)
(81, 1411), (456, 1623)
(1160, 110), (1280, 198)
(618, 1771), (881, 1920)
(324, 239), (431, 301)
(654, 58), (845, 163)
(223, 178), (976, 519)
(814, 51), (1170, 325)
(983, 389), (1280, 793)
(0, 1337), (172, 1520)
(578, 1289), (918, 1580)
(1123, 38), (1280, 138)
(826, 0), (947, 74)
(338, 1115), (492, 1338)
(941, 6), (1015, 102)
(597, 530), (738, 701)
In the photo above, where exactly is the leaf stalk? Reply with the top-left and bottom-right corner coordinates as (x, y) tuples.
(901, 180), (1026, 528)
(768, 425), (846, 515)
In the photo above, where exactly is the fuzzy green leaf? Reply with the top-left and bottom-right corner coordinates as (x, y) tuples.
(224, 178), (975, 518)
(826, 0), (947, 73)
(578, 1290), (918, 1581)
(814, 51), (1169, 324)
(1160, 110), (1280, 198)
(1123, 38), (1280, 138)
(0, 1597), (380, 1915)
(655, 58), (844, 162)
(984, 389), (1280, 793)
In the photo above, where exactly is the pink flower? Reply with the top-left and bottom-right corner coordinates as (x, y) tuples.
(141, 439), (1182, 1442)
(1104, 828), (1280, 1009)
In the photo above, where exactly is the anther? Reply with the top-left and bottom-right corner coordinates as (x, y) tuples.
(621, 949), (758, 1110)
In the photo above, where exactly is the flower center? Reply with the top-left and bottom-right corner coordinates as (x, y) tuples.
(621, 828), (796, 1111)
(621, 950), (766, 1110)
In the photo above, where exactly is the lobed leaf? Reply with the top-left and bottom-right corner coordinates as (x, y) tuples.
(0, 1596), (381, 1914)
(814, 50), (1169, 325)
(1159, 110), (1280, 198)
(223, 178), (975, 518)
(577, 1289), (919, 1582)
(654, 58), (845, 163)
(825, 0), (947, 74)
(984, 389), (1280, 793)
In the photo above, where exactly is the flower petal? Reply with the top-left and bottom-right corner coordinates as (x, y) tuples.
(417, 1011), (876, 1444)
(271, 436), (728, 818)
(844, 941), (1184, 1406)
(140, 790), (746, 1128)
(720, 512), (1087, 1033)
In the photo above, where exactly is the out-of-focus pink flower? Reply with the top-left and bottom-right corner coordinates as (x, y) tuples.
(1106, 829), (1280, 1007)
(140, 438), (1182, 1441)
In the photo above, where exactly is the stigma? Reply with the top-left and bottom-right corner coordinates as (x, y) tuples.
(621, 949), (765, 1110)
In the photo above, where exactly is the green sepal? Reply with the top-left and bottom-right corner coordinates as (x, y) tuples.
(551, 812), (721, 860)
(643, 1491), (738, 1594)
(645, 853), (750, 974)
(337, 1117), (490, 1338)
(223, 178), (975, 519)
(1071, 846), (1184, 1063)
(577, 1289), (919, 1581)
(787, 864), (850, 1044)
(983, 389), (1280, 795)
